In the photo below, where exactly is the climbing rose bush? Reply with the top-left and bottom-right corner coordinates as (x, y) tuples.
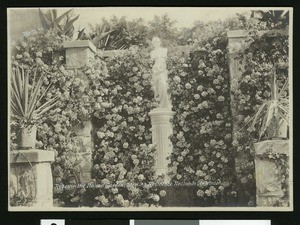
(70, 48), (164, 207)
(168, 36), (237, 206)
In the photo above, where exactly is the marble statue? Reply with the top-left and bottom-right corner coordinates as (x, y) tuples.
(150, 37), (172, 109)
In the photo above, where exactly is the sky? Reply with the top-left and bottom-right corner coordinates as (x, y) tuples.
(54, 7), (290, 30)
(67, 7), (249, 29)
(8, 7), (291, 42)
(8, 7), (249, 42)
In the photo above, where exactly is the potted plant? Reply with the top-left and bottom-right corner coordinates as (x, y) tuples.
(244, 66), (290, 207)
(10, 65), (59, 149)
(248, 67), (289, 140)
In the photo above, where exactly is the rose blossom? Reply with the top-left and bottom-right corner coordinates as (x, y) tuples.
(185, 83), (192, 89)
(159, 190), (167, 197)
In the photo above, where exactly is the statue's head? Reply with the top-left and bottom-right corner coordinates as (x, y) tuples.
(152, 37), (161, 48)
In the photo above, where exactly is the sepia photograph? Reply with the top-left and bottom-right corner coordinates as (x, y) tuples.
(7, 7), (293, 211)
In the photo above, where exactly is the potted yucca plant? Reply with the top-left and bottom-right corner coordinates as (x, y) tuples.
(247, 66), (290, 207)
(10, 65), (59, 149)
(248, 67), (289, 140)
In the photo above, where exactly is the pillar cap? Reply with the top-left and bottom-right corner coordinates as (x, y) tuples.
(63, 40), (97, 53)
(10, 149), (55, 163)
(253, 139), (289, 155)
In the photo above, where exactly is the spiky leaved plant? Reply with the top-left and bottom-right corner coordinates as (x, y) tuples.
(38, 8), (79, 38)
(247, 67), (289, 139)
(10, 65), (59, 126)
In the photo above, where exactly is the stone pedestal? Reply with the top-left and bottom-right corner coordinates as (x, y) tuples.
(10, 150), (55, 207)
(149, 108), (175, 180)
(253, 140), (290, 207)
(64, 40), (97, 69)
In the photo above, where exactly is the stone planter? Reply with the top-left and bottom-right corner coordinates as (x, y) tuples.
(253, 139), (289, 207)
(10, 149), (55, 208)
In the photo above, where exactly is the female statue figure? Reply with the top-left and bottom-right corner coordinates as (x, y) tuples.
(150, 37), (172, 109)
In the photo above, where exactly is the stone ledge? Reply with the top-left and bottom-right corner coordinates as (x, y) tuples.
(10, 149), (55, 163)
(253, 139), (289, 155)
(99, 50), (126, 57)
(63, 40), (97, 53)
(259, 189), (285, 197)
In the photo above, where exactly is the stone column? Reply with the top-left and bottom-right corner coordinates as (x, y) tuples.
(149, 108), (175, 180)
(63, 40), (96, 183)
(253, 140), (289, 207)
(10, 150), (55, 207)
(227, 31), (251, 192)
(73, 119), (93, 183)
(227, 30), (248, 142)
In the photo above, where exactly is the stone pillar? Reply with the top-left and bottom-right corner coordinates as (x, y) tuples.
(149, 108), (175, 180)
(10, 150), (55, 207)
(73, 119), (93, 183)
(227, 31), (250, 184)
(63, 40), (96, 183)
(227, 30), (248, 142)
(253, 140), (289, 207)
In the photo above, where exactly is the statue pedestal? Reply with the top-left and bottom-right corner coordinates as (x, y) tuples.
(149, 108), (174, 181)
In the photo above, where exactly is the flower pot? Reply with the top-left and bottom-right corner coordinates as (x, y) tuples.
(275, 118), (288, 138)
(266, 117), (288, 139)
(19, 125), (37, 149)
